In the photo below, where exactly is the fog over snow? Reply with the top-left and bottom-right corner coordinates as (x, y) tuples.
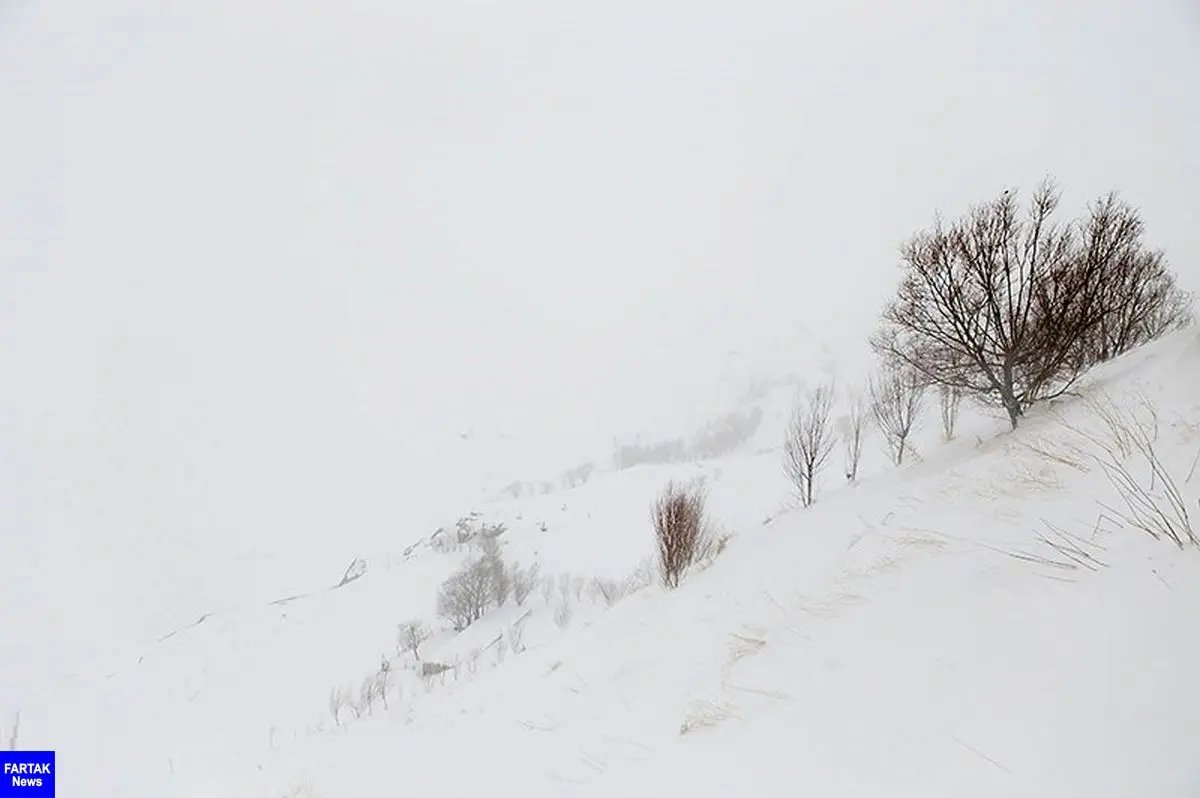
(1, 0), (1198, 669)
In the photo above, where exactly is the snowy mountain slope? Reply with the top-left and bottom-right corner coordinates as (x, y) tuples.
(3, 2), (1200, 795)
(5, 331), (1200, 798)
(265, 332), (1199, 798)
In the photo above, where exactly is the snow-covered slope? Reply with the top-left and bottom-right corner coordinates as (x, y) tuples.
(5, 331), (1200, 798)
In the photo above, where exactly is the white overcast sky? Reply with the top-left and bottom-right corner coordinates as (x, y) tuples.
(1, 0), (1198, 645)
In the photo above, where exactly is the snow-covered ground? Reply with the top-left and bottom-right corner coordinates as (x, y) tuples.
(4, 329), (1199, 797)
(3, 2), (1198, 795)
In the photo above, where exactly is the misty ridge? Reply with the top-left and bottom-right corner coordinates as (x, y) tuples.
(501, 405), (768, 499)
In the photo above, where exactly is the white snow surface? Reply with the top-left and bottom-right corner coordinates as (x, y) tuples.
(5, 331), (1200, 797)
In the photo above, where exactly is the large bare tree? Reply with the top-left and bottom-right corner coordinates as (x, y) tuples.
(873, 180), (1190, 429)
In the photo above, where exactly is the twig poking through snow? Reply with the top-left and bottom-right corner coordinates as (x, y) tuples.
(334, 558), (368, 588)
(949, 733), (1013, 774)
(5, 712), (19, 751)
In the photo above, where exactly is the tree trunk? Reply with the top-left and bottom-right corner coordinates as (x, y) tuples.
(999, 362), (1022, 430)
(1005, 401), (1021, 430)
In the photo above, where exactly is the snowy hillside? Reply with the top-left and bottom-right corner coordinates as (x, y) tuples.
(5, 330), (1198, 797)
(3, 5), (1198, 794)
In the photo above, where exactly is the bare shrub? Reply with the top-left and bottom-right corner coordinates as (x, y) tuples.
(873, 179), (1191, 429)
(507, 619), (528, 654)
(553, 599), (574, 630)
(328, 687), (350, 727)
(707, 531), (732, 561)
(477, 537), (511, 606)
(508, 561), (540, 606)
(539, 573), (556, 606)
(455, 512), (482, 545)
(465, 648), (484, 677)
(430, 514), (482, 554)
(375, 658), (393, 710)
(436, 558), (495, 632)
(590, 577), (621, 606)
(350, 682), (368, 719)
(355, 670), (388, 717)
(560, 461), (596, 489)
(479, 520), (507, 540)
(652, 480), (712, 589)
(939, 384), (963, 441)
(396, 620), (429, 662)
(591, 559), (656, 607)
(628, 557), (657, 591)
(350, 693), (370, 720)
(869, 368), (927, 465)
(432, 512), (507, 553)
(783, 384), (836, 507)
(838, 389), (868, 483)
(429, 528), (458, 554)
